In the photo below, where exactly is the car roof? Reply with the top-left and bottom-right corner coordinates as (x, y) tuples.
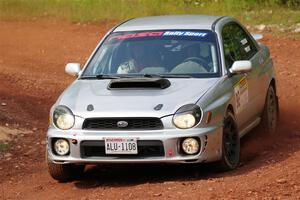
(113, 15), (223, 32)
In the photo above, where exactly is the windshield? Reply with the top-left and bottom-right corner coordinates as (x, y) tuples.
(82, 30), (220, 78)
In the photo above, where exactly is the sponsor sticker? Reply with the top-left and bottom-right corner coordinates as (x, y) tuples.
(244, 45), (251, 53)
(234, 77), (249, 114)
(108, 31), (164, 41)
(241, 38), (248, 45)
(163, 31), (208, 37)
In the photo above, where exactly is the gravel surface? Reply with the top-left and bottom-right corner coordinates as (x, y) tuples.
(0, 20), (299, 200)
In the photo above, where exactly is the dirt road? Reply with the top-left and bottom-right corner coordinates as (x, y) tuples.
(0, 20), (300, 200)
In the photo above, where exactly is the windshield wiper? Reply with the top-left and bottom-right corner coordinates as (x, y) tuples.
(80, 74), (193, 80)
(80, 74), (127, 80)
(143, 74), (193, 78)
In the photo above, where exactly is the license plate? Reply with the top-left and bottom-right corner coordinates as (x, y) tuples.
(105, 138), (138, 154)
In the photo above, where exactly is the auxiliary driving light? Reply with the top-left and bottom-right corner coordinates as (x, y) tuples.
(54, 139), (70, 156)
(181, 138), (200, 155)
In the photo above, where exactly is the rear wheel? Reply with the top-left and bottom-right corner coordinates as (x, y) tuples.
(47, 154), (85, 182)
(217, 111), (240, 171)
(261, 85), (278, 134)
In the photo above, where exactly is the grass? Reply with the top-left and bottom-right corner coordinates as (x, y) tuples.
(0, 0), (299, 28)
(0, 143), (11, 152)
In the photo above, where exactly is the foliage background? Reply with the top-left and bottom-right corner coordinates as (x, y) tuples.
(0, 0), (299, 27)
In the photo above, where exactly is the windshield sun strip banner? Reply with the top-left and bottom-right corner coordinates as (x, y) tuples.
(107, 31), (209, 42)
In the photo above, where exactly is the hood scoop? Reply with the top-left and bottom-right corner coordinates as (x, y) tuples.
(108, 78), (171, 90)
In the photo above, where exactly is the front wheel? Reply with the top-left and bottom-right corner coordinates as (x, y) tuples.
(217, 111), (240, 171)
(47, 154), (85, 182)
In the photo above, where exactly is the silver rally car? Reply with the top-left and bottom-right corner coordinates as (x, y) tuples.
(47, 15), (278, 181)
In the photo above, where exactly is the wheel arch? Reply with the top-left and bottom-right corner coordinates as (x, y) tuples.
(226, 104), (235, 116)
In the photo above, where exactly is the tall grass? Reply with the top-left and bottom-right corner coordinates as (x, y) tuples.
(0, 0), (299, 26)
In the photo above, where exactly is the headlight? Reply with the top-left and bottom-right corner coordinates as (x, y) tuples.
(173, 104), (201, 129)
(53, 105), (75, 130)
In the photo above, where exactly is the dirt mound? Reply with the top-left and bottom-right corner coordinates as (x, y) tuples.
(0, 126), (32, 141)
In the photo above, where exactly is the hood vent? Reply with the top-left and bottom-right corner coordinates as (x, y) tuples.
(108, 78), (171, 90)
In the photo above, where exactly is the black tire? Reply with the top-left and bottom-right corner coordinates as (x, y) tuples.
(47, 154), (85, 182)
(261, 85), (278, 134)
(217, 111), (240, 171)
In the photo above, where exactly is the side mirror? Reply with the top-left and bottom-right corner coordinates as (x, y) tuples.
(65, 63), (81, 76)
(229, 61), (252, 74)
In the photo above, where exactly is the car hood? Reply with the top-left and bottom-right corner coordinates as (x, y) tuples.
(57, 78), (219, 118)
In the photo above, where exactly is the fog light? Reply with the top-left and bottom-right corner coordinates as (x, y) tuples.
(54, 139), (70, 156)
(181, 138), (200, 155)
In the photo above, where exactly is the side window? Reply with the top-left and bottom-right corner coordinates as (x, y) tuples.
(222, 25), (236, 68)
(222, 22), (258, 68)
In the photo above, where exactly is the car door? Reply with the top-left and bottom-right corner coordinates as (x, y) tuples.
(222, 22), (260, 130)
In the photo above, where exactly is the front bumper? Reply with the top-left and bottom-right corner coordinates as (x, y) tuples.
(47, 124), (223, 164)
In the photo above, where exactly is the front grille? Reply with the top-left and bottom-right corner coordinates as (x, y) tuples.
(82, 117), (163, 130)
(80, 140), (165, 158)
